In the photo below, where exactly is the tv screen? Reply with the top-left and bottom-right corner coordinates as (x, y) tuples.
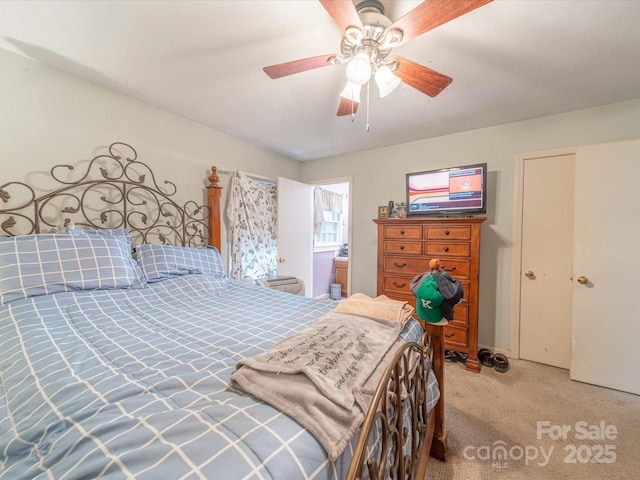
(406, 163), (487, 217)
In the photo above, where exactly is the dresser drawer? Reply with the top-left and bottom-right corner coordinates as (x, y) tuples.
(428, 258), (470, 279)
(424, 242), (471, 257)
(383, 240), (422, 255)
(383, 225), (423, 239)
(383, 256), (430, 275)
(452, 303), (469, 326)
(424, 225), (471, 240)
(382, 275), (413, 295)
(444, 324), (468, 348)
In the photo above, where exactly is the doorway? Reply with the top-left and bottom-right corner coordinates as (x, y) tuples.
(225, 172), (351, 299)
(270, 176), (352, 299)
(513, 140), (640, 395)
(310, 178), (352, 298)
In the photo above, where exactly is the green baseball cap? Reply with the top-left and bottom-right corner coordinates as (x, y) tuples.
(415, 275), (443, 323)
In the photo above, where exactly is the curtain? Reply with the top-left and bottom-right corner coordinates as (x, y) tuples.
(226, 172), (278, 280)
(313, 186), (344, 236)
(319, 188), (344, 213)
(313, 187), (324, 237)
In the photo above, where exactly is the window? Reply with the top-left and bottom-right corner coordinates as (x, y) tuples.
(313, 185), (347, 252)
(315, 210), (343, 247)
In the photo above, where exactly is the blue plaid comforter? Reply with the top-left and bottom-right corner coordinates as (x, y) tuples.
(0, 275), (437, 479)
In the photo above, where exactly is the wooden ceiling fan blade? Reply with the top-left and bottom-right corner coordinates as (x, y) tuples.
(263, 54), (337, 79)
(337, 97), (359, 116)
(319, 0), (363, 33)
(386, 0), (492, 45)
(394, 56), (453, 97)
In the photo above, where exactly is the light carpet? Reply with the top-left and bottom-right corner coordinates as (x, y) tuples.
(425, 357), (640, 479)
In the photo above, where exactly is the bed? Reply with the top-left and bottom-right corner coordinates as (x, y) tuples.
(0, 143), (445, 479)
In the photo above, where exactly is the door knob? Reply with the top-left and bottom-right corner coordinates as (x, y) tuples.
(525, 270), (535, 279)
(577, 275), (589, 285)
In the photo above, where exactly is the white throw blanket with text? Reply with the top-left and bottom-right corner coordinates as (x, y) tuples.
(230, 311), (403, 460)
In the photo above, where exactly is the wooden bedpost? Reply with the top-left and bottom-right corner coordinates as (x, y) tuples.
(207, 166), (222, 250)
(424, 322), (447, 461)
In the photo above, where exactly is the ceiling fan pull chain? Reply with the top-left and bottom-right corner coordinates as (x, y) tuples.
(365, 80), (370, 132)
(351, 96), (356, 122)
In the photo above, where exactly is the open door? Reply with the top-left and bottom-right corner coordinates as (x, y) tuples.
(277, 177), (314, 297)
(570, 139), (640, 394)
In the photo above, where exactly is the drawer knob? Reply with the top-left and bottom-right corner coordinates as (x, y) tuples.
(444, 246), (449, 252)
(400, 230), (405, 235)
(442, 265), (456, 272)
(444, 230), (450, 235)
(445, 332), (455, 338)
(393, 262), (407, 268)
(399, 245), (405, 250)
(393, 281), (407, 288)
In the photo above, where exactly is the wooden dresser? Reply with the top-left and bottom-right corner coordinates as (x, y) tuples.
(374, 217), (485, 372)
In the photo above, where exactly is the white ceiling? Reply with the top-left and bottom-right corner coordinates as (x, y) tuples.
(1, 0), (640, 161)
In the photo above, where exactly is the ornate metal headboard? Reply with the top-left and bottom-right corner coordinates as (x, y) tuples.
(0, 142), (211, 247)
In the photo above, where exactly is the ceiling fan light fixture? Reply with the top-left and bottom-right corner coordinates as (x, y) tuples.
(346, 53), (372, 85)
(374, 65), (401, 98)
(344, 26), (363, 43)
(382, 28), (403, 48)
(339, 81), (362, 104)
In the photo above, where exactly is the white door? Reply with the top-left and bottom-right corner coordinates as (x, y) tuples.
(571, 140), (640, 394)
(519, 154), (575, 369)
(277, 177), (314, 297)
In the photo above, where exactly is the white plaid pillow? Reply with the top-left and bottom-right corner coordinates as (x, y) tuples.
(0, 233), (147, 305)
(136, 244), (225, 283)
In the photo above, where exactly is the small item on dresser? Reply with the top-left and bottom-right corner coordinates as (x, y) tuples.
(388, 200), (398, 218)
(396, 202), (407, 218)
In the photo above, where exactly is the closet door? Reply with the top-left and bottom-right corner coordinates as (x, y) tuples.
(571, 139), (640, 394)
(519, 154), (574, 369)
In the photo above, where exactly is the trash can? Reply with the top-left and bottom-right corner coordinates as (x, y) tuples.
(330, 283), (341, 300)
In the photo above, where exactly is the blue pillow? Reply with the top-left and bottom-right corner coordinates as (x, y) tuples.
(0, 233), (147, 306)
(69, 228), (134, 248)
(136, 244), (225, 283)
(69, 228), (146, 282)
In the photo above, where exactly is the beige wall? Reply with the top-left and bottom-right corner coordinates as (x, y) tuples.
(301, 99), (640, 351)
(0, 48), (300, 264)
(4, 46), (640, 352)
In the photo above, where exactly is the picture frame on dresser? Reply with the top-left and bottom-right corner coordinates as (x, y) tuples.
(377, 205), (389, 218)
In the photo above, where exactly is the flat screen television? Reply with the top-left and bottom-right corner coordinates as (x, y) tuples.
(406, 163), (487, 217)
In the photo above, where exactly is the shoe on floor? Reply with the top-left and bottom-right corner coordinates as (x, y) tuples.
(493, 353), (509, 373)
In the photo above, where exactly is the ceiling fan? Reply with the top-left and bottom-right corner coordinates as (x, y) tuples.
(264, 0), (493, 117)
